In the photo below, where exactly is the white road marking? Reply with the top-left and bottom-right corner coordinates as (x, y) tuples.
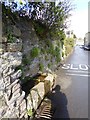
(70, 64), (78, 70)
(79, 64), (88, 70)
(62, 64), (89, 71)
(66, 73), (90, 77)
(67, 70), (90, 74)
(62, 64), (70, 69)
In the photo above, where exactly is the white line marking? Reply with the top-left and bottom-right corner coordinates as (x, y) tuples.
(70, 64), (78, 70)
(62, 64), (70, 69)
(67, 70), (90, 74)
(62, 64), (90, 70)
(79, 64), (88, 70)
(66, 73), (90, 77)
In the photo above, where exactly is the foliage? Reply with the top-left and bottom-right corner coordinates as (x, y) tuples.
(73, 34), (77, 39)
(39, 63), (44, 71)
(64, 37), (74, 46)
(41, 48), (45, 54)
(62, 51), (64, 57)
(48, 63), (51, 68)
(2, 3), (19, 25)
(64, 37), (74, 56)
(1, 1), (74, 79)
(30, 47), (40, 59)
(7, 32), (14, 42)
(45, 40), (61, 63)
(22, 54), (30, 65)
(6, 29), (16, 43)
(47, 43), (55, 56)
(2, 1), (73, 39)
(27, 109), (33, 116)
(55, 46), (61, 63)
(32, 20), (48, 38)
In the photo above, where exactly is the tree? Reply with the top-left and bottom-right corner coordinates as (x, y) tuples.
(2, 0), (73, 28)
(73, 34), (77, 39)
(2, 0), (73, 39)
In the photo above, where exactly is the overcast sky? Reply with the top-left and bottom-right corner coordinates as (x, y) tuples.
(69, 0), (90, 39)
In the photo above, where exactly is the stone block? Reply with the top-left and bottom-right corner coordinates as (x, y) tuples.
(12, 83), (21, 93)
(29, 60), (39, 76)
(8, 101), (16, 110)
(12, 88), (21, 98)
(19, 110), (27, 118)
(0, 91), (3, 97)
(4, 76), (11, 87)
(1, 52), (22, 67)
(5, 89), (12, 101)
(6, 88), (21, 105)
(1, 52), (9, 59)
(6, 79), (19, 90)
(1, 63), (9, 71)
(31, 82), (44, 100)
(2, 37), (7, 43)
(30, 90), (39, 110)
(11, 70), (22, 81)
(30, 82), (44, 110)
(2, 44), (6, 52)
(3, 107), (19, 118)
(5, 66), (15, 77)
(26, 95), (33, 110)
(0, 78), (5, 90)
(0, 108), (7, 118)
(19, 99), (26, 114)
(16, 91), (25, 106)
(7, 91), (20, 106)
(23, 112), (28, 118)
(44, 80), (51, 95)
(10, 59), (22, 67)
(7, 43), (22, 52)
(12, 26), (21, 37)
(3, 67), (9, 76)
(0, 95), (7, 107)
(4, 92), (14, 105)
(44, 73), (54, 94)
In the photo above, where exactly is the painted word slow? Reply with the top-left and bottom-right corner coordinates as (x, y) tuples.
(62, 64), (90, 71)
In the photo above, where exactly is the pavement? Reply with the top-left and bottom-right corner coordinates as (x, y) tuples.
(34, 45), (89, 119)
(54, 46), (89, 118)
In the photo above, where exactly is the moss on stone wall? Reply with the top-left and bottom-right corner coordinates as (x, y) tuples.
(2, 11), (64, 83)
(30, 47), (40, 59)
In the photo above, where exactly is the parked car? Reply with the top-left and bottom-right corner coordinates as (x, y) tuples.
(84, 44), (90, 50)
(84, 32), (90, 50)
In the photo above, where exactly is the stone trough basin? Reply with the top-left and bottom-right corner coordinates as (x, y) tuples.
(21, 72), (56, 117)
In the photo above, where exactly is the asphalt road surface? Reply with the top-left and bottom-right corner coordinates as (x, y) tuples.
(53, 46), (89, 118)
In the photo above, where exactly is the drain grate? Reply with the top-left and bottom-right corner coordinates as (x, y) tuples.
(34, 98), (55, 120)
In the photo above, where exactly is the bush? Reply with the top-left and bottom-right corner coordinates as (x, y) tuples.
(30, 47), (40, 59)
(55, 46), (61, 63)
(39, 63), (44, 71)
(62, 51), (64, 57)
(48, 63), (51, 68)
(64, 37), (74, 56)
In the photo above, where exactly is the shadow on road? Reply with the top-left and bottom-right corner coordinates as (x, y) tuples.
(47, 85), (70, 119)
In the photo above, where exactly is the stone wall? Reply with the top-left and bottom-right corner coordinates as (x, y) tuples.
(2, 15), (62, 82)
(0, 12), (57, 118)
(0, 52), (27, 118)
(0, 51), (55, 119)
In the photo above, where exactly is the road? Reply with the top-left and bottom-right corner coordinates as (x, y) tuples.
(52, 46), (89, 118)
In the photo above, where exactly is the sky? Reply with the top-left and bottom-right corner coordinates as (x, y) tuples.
(68, 0), (90, 39)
